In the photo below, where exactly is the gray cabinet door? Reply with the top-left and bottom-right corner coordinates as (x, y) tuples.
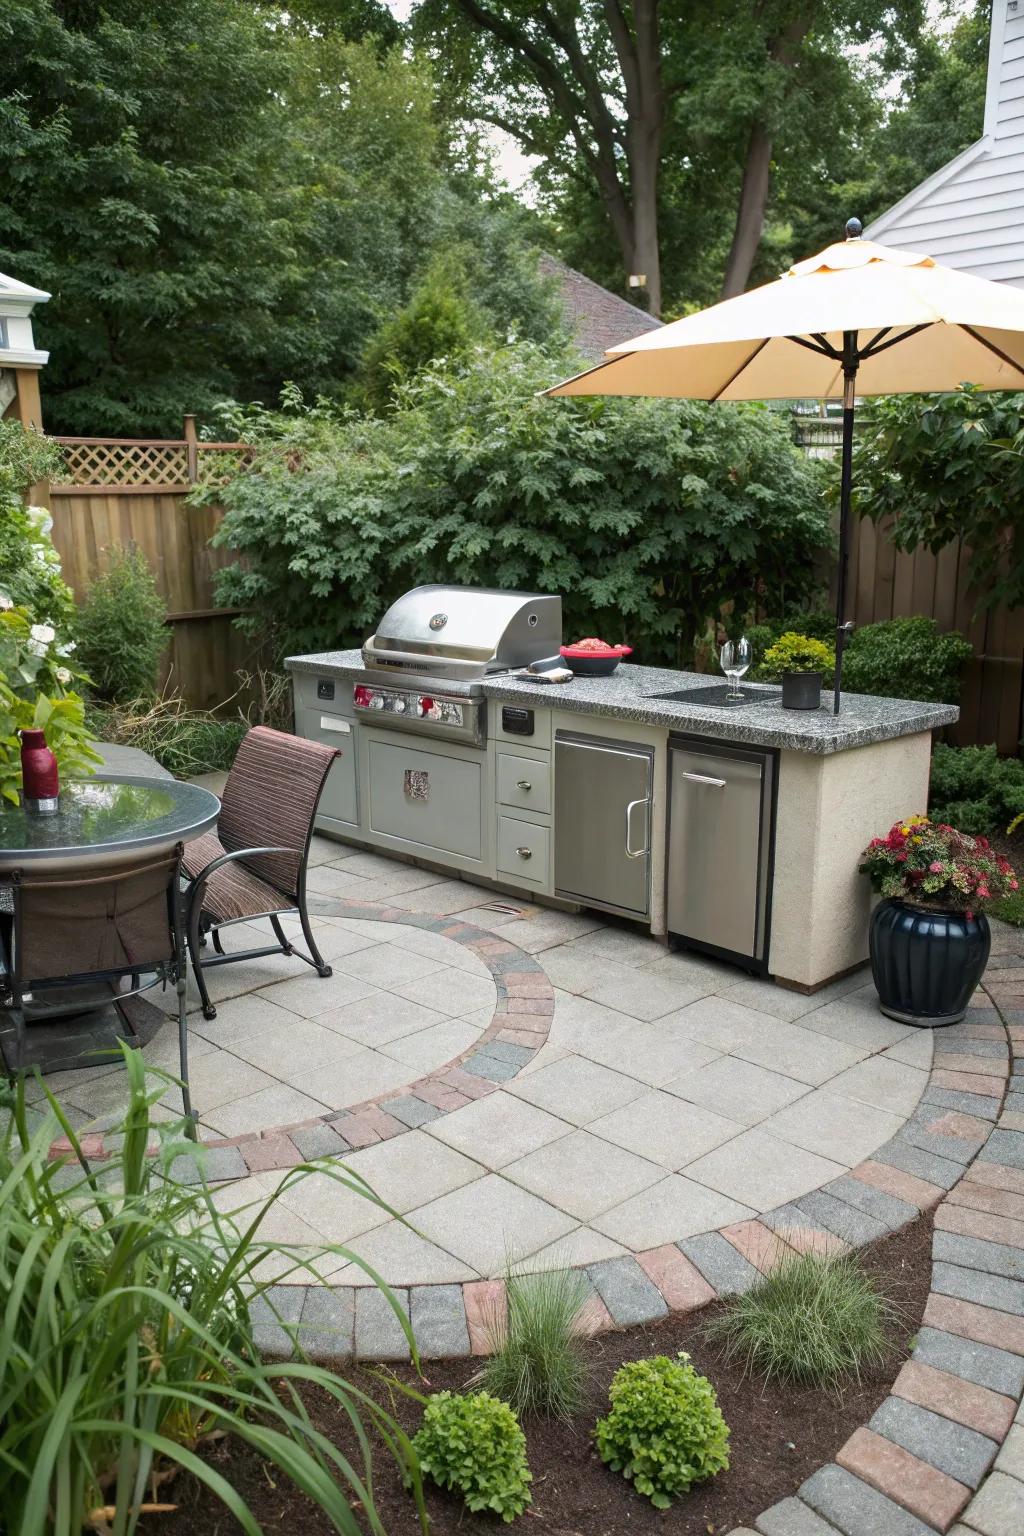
(367, 737), (483, 860)
(667, 745), (766, 959)
(554, 735), (652, 917)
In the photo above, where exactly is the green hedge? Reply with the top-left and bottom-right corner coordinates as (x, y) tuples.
(929, 743), (1024, 836)
(750, 614), (971, 704)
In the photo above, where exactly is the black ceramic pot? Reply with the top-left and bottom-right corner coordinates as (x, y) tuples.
(781, 671), (822, 710)
(869, 898), (991, 1027)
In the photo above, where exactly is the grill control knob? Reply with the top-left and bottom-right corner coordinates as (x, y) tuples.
(417, 696), (434, 718)
(393, 697), (407, 713)
(369, 695), (385, 710)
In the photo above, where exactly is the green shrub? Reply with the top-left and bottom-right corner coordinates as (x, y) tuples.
(479, 1265), (590, 1419)
(87, 692), (247, 778)
(760, 631), (836, 678)
(705, 1251), (893, 1389)
(594, 1353), (730, 1508)
(0, 605), (100, 805)
(748, 608), (835, 676)
(360, 248), (491, 412)
(0, 1049), (425, 1535)
(0, 420), (74, 629)
(841, 616), (972, 703)
(75, 546), (168, 702)
(929, 742), (1024, 835)
(412, 1390), (532, 1522)
(204, 346), (832, 668)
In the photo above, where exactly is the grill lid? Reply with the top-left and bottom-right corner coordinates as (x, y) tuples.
(363, 585), (562, 680)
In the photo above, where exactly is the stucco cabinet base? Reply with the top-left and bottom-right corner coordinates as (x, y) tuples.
(768, 733), (933, 990)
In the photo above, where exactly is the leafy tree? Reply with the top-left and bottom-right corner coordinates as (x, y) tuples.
(412, 1), (927, 315)
(360, 249), (492, 411)
(852, 387), (1024, 614)
(206, 345), (831, 663)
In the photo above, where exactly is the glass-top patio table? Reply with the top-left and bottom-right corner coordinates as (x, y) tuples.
(0, 775), (220, 1076)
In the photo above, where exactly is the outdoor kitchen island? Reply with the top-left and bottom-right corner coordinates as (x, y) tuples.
(288, 645), (958, 994)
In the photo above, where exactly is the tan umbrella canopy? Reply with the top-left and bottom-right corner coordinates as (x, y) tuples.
(546, 219), (1024, 713)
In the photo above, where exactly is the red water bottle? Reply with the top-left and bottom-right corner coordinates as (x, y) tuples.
(20, 728), (59, 815)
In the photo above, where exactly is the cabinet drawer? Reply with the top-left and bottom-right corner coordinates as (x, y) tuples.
(497, 752), (551, 814)
(497, 814), (549, 884)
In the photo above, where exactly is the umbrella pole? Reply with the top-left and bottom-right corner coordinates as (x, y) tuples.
(833, 330), (858, 716)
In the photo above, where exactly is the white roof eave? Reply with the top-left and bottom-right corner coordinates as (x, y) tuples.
(0, 348), (50, 368)
(0, 271), (51, 311)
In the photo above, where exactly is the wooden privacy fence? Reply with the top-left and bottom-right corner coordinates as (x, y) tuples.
(47, 419), (258, 712)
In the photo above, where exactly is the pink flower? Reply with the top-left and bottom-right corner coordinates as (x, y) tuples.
(928, 861), (943, 873)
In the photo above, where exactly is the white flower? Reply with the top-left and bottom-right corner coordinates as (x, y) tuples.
(30, 623), (56, 647)
(28, 639), (47, 657)
(56, 666), (72, 685)
(58, 640), (76, 655)
(0, 592), (12, 611)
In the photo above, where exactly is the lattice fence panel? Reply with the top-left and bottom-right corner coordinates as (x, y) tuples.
(194, 444), (256, 486)
(53, 439), (190, 487)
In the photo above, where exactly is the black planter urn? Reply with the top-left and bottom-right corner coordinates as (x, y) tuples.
(781, 670), (823, 710)
(869, 898), (991, 1027)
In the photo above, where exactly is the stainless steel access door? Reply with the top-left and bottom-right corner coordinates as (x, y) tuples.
(554, 734), (653, 918)
(667, 740), (774, 962)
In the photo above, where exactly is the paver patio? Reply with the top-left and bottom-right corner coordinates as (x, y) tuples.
(33, 830), (936, 1287)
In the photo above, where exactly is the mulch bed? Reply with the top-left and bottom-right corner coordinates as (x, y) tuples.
(150, 1213), (933, 1536)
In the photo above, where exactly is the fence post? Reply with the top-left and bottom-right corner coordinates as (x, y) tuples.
(183, 414), (198, 482)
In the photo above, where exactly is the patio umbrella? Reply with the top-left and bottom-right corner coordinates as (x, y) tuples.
(546, 219), (1024, 713)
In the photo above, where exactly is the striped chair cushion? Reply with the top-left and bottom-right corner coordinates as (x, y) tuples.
(182, 831), (292, 924)
(217, 726), (338, 897)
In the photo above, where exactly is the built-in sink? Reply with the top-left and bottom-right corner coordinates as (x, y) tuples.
(646, 684), (781, 709)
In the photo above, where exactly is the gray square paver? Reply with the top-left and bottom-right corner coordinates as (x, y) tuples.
(762, 1088), (904, 1165)
(392, 969), (498, 1018)
(257, 970), (381, 1018)
(425, 1090), (571, 1168)
(503, 1129), (664, 1221)
(666, 1055), (810, 1127)
(407, 1173), (576, 1274)
(684, 1127), (847, 1211)
(586, 1255), (668, 1325)
(333, 1219), (477, 1286)
(507, 1053), (647, 1125)
(354, 1287), (412, 1360)
(674, 998), (868, 1084)
(342, 1129), (485, 1215)
(592, 1172), (754, 1249)
(953, 1470), (1024, 1536)
(297, 1286), (355, 1359)
(203, 1082), (333, 1138)
(381, 1019), (483, 1073)
(679, 1231), (760, 1295)
(317, 991), (449, 1046)
(825, 1056), (930, 1117)
(410, 1285), (471, 1358)
(338, 946), (448, 988)
(579, 1021), (722, 1085)
(582, 971), (710, 1021)
(588, 1088), (744, 1169)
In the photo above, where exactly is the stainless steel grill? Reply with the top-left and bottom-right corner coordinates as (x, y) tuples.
(356, 585), (562, 744)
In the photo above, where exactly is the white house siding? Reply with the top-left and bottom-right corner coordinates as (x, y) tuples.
(866, 1), (1024, 287)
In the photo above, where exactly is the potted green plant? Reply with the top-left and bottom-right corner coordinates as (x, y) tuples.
(859, 815), (1018, 1027)
(0, 598), (100, 805)
(760, 632), (835, 710)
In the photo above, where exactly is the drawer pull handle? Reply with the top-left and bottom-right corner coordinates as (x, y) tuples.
(516, 845), (533, 860)
(516, 779), (532, 791)
(681, 771), (727, 788)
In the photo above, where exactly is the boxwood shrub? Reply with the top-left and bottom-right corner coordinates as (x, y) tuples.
(929, 742), (1024, 836)
(594, 1353), (729, 1508)
(412, 1390), (532, 1522)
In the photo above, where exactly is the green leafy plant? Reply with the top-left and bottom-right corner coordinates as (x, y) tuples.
(75, 546), (168, 703)
(841, 617), (973, 704)
(760, 631), (836, 678)
(86, 691), (247, 779)
(0, 604), (100, 805)
(478, 1264), (591, 1419)
(360, 248), (491, 412)
(852, 386), (1024, 615)
(594, 1353), (729, 1509)
(0, 1049), (426, 1535)
(705, 1251), (895, 1389)
(0, 420), (74, 629)
(203, 346), (832, 669)
(929, 742), (1024, 836)
(412, 1390), (532, 1522)
(860, 814), (1017, 913)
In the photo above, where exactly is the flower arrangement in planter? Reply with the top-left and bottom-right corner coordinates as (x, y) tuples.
(0, 598), (100, 806)
(759, 632), (835, 710)
(859, 815), (1018, 1026)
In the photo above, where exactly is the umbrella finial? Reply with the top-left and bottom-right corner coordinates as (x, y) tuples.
(845, 216), (863, 240)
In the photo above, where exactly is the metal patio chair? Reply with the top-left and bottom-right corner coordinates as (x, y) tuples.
(182, 725), (339, 1021)
(0, 843), (196, 1133)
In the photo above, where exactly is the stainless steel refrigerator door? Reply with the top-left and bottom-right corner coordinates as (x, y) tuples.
(554, 735), (652, 917)
(668, 745), (765, 959)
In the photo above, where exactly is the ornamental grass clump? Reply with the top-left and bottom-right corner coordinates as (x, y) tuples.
(0, 1050), (425, 1536)
(859, 814), (1018, 914)
(412, 1390), (532, 1523)
(594, 1353), (729, 1508)
(479, 1264), (591, 1419)
(705, 1251), (894, 1389)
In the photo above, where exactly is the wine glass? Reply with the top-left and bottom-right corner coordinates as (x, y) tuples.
(720, 637), (752, 700)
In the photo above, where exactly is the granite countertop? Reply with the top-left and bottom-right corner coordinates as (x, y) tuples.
(286, 651), (958, 756)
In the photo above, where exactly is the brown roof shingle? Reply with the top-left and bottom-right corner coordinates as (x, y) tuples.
(539, 253), (662, 361)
